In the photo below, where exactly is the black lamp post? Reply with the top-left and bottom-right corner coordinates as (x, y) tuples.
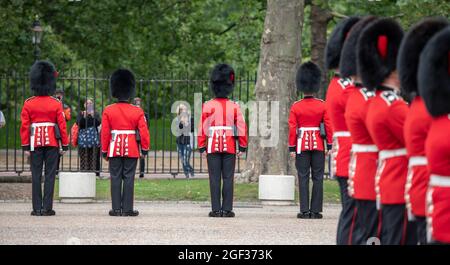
(31, 15), (43, 61)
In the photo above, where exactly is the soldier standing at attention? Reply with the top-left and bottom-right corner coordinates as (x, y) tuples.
(198, 64), (248, 218)
(324, 16), (360, 244)
(341, 16), (379, 245)
(418, 26), (450, 245)
(20, 60), (69, 216)
(101, 69), (150, 217)
(359, 18), (417, 245)
(289, 62), (333, 219)
(398, 18), (449, 245)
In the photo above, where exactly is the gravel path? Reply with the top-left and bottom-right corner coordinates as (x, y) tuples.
(0, 202), (339, 245)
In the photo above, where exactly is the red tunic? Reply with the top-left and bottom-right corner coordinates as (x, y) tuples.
(366, 90), (408, 208)
(20, 96), (69, 151)
(198, 98), (247, 154)
(403, 97), (432, 218)
(345, 86), (378, 200)
(101, 102), (150, 158)
(325, 76), (355, 177)
(289, 97), (332, 153)
(365, 89), (409, 207)
(426, 114), (450, 243)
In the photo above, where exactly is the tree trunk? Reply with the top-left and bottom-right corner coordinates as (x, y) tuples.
(238, 0), (304, 183)
(310, 1), (332, 99)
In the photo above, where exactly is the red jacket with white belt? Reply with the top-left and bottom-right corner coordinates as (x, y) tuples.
(20, 96), (69, 151)
(426, 114), (450, 243)
(365, 88), (409, 207)
(198, 98), (247, 154)
(325, 75), (356, 178)
(403, 96), (432, 217)
(289, 96), (332, 153)
(101, 102), (150, 158)
(345, 86), (378, 200)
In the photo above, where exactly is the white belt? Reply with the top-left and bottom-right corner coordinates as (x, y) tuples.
(352, 144), (378, 153)
(430, 175), (450, 187)
(209, 126), (233, 131)
(298, 127), (320, 131)
(111, 130), (136, 134)
(333, 131), (351, 137)
(31, 122), (56, 127)
(408, 156), (427, 167)
(379, 148), (407, 161)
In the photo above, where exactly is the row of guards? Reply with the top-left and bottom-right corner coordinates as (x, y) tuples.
(0, 70), (257, 176)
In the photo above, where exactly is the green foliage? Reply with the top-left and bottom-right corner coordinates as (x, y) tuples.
(0, 0), (265, 77)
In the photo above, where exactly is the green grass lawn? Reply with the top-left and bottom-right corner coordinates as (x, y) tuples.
(54, 178), (340, 203)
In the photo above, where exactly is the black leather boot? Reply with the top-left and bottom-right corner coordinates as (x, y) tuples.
(122, 210), (139, 217)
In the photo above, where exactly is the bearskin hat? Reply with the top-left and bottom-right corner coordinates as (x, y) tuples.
(418, 26), (450, 117)
(296, 62), (322, 93)
(325, 16), (360, 71)
(398, 17), (449, 99)
(339, 16), (379, 79)
(210, 63), (235, 98)
(30, 60), (57, 96)
(110, 68), (136, 100)
(357, 18), (404, 90)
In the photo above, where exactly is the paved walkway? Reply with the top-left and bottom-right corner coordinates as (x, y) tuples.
(0, 202), (339, 245)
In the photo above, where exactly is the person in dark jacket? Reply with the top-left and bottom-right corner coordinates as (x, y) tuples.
(77, 98), (101, 176)
(133, 97), (149, 178)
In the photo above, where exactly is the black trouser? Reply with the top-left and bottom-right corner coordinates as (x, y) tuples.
(380, 204), (418, 245)
(295, 151), (324, 214)
(355, 199), (379, 245)
(415, 216), (427, 245)
(336, 176), (358, 245)
(139, 157), (145, 176)
(109, 157), (138, 212)
(30, 147), (59, 211)
(207, 153), (236, 212)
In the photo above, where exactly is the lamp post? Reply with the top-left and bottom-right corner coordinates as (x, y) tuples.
(31, 15), (43, 61)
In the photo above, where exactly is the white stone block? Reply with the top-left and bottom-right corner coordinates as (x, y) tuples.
(59, 172), (96, 203)
(258, 175), (295, 205)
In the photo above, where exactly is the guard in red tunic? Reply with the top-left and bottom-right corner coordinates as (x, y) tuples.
(341, 16), (379, 245)
(20, 61), (69, 216)
(198, 64), (247, 218)
(360, 18), (417, 245)
(324, 16), (360, 244)
(398, 18), (449, 245)
(289, 62), (333, 219)
(101, 69), (150, 217)
(418, 27), (450, 244)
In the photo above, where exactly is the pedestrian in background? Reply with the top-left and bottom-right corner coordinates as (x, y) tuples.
(0, 110), (5, 128)
(55, 89), (72, 122)
(175, 103), (194, 178)
(133, 97), (149, 178)
(77, 98), (101, 176)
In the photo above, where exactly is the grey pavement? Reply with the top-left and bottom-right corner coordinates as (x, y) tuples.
(0, 201), (339, 245)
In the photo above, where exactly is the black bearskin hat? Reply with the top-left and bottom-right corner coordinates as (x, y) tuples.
(210, 63), (235, 98)
(110, 68), (136, 100)
(357, 18), (404, 90)
(30, 60), (58, 96)
(325, 16), (360, 71)
(418, 26), (450, 117)
(398, 17), (449, 99)
(339, 16), (379, 79)
(296, 62), (322, 93)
